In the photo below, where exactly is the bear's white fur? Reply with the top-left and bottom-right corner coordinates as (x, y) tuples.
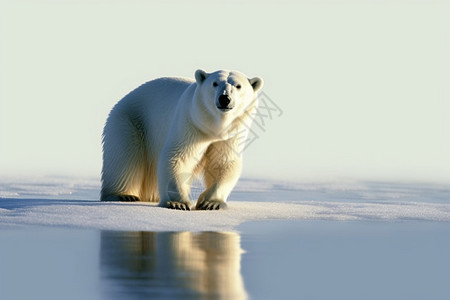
(101, 69), (263, 210)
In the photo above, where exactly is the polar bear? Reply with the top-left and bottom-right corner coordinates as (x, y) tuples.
(101, 69), (263, 210)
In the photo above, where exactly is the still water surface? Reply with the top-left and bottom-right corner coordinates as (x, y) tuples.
(101, 231), (246, 299)
(0, 221), (449, 300)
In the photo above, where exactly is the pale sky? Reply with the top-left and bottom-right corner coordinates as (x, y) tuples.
(1, 0), (449, 182)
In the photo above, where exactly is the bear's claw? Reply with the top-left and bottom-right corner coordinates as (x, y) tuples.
(196, 200), (228, 210)
(118, 195), (140, 202)
(102, 195), (140, 202)
(166, 201), (191, 211)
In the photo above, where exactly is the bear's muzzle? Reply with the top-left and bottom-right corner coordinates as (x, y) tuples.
(217, 94), (233, 111)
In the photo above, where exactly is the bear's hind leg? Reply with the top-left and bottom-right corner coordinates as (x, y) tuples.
(101, 113), (148, 202)
(138, 161), (160, 202)
(101, 153), (147, 202)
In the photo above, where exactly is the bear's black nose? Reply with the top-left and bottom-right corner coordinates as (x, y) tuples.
(218, 95), (231, 108)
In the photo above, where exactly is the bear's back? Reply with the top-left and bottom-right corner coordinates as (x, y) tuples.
(125, 77), (194, 106)
(114, 76), (195, 120)
(110, 76), (196, 157)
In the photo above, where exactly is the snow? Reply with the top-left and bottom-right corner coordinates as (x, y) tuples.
(0, 176), (449, 231)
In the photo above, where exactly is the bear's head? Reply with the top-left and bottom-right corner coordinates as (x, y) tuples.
(195, 69), (263, 113)
(193, 69), (263, 136)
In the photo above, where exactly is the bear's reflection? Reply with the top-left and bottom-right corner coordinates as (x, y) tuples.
(100, 231), (247, 300)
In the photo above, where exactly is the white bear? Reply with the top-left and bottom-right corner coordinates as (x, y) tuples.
(101, 69), (263, 210)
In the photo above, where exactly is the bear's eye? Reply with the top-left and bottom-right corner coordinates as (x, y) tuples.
(213, 82), (218, 87)
(236, 84), (242, 90)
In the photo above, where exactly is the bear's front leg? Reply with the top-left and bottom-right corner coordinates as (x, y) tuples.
(158, 166), (193, 210)
(158, 172), (192, 210)
(157, 145), (201, 210)
(195, 154), (242, 211)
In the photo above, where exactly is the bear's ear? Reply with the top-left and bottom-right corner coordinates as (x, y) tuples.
(195, 69), (209, 85)
(249, 77), (264, 92)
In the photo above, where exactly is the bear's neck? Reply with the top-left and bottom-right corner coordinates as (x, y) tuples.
(189, 99), (238, 140)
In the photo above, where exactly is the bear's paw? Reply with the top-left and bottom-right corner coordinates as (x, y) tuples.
(166, 201), (191, 211)
(195, 200), (228, 210)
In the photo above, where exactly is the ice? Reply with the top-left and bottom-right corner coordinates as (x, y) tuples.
(0, 176), (449, 231)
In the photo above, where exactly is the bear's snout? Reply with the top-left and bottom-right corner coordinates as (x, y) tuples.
(217, 94), (232, 111)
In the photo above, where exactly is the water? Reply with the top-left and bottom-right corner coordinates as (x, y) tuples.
(1, 221), (449, 300)
(100, 231), (246, 300)
(240, 220), (450, 300)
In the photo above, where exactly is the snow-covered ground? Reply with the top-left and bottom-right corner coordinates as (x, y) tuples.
(1, 176), (449, 231)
